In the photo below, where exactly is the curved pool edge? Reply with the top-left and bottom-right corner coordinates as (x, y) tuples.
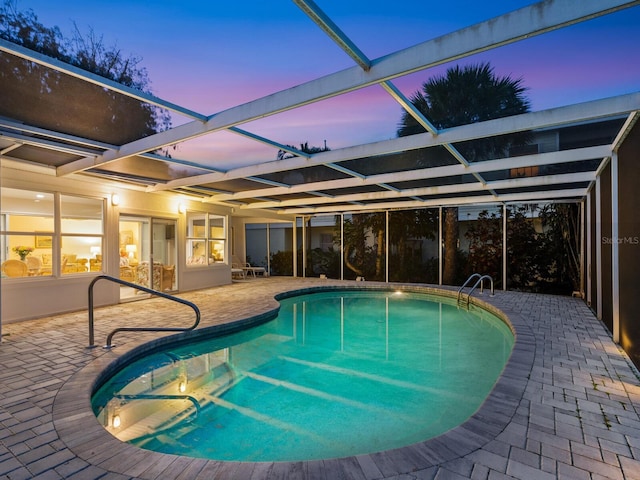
(52, 283), (534, 479)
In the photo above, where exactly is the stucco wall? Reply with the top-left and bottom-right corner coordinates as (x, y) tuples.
(1, 164), (236, 323)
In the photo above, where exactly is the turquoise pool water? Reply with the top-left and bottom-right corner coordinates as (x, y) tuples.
(92, 289), (513, 462)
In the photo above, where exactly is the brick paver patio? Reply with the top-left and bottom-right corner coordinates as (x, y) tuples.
(1, 277), (640, 479)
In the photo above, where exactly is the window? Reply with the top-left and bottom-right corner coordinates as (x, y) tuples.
(209, 214), (225, 263)
(0, 188), (105, 278)
(60, 195), (104, 275)
(186, 213), (226, 266)
(1, 188), (54, 277)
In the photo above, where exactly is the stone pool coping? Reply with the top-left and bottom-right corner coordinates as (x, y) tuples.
(52, 282), (534, 479)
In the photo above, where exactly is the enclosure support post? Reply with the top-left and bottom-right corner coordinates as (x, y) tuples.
(438, 206), (443, 286)
(503, 203), (507, 291)
(595, 176), (603, 320)
(611, 152), (620, 343)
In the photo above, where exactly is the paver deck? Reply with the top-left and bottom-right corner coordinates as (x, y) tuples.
(1, 277), (640, 479)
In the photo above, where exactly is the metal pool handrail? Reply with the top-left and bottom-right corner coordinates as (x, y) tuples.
(87, 275), (201, 349)
(457, 273), (482, 302)
(457, 273), (494, 308)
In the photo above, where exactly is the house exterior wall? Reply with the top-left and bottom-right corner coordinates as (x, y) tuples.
(0, 164), (234, 324)
(617, 120), (640, 366)
(586, 120), (640, 368)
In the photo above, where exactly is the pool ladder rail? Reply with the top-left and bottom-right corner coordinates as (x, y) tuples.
(87, 274), (201, 349)
(457, 273), (494, 308)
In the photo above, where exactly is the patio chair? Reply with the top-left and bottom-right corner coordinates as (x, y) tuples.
(242, 261), (267, 278)
(2, 259), (28, 277)
(161, 265), (175, 291)
(25, 256), (42, 275)
(232, 256), (267, 278)
(231, 263), (246, 280)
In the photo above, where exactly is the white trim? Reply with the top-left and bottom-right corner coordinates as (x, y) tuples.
(438, 206), (443, 286)
(580, 200), (585, 299)
(586, 193), (592, 306)
(293, 218), (298, 277)
(611, 152), (620, 342)
(595, 176), (603, 320)
(238, 172), (595, 210)
(503, 204), (508, 291)
(279, 189), (586, 215)
(159, 97), (634, 193)
(203, 145), (609, 204)
(0, 38), (207, 122)
(385, 211), (389, 283)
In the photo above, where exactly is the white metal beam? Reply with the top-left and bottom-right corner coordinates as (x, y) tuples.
(0, 143), (22, 155)
(290, 4), (470, 195)
(612, 111), (640, 152)
(378, 81), (494, 190)
(294, 0), (486, 185)
(596, 175), (603, 320)
(293, 0), (371, 70)
(55, 0), (640, 176)
(152, 93), (636, 193)
(236, 172), (594, 209)
(0, 131), (101, 157)
(0, 38), (208, 123)
(611, 151), (619, 342)
(379, 81), (438, 134)
(228, 127), (311, 158)
(201, 145), (609, 202)
(0, 118), (116, 150)
(278, 188), (587, 215)
(586, 192), (592, 306)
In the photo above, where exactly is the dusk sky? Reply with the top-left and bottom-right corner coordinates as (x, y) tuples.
(11, 0), (640, 169)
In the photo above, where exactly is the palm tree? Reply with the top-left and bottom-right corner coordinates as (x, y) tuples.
(397, 62), (531, 284)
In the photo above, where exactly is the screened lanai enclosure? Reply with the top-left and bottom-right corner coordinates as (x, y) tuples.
(247, 201), (581, 295)
(1, 0), (640, 365)
(1, 1), (637, 219)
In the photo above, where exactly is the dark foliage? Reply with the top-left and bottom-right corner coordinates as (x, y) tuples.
(0, 0), (171, 144)
(396, 63), (533, 285)
(464, 204), (580, 294)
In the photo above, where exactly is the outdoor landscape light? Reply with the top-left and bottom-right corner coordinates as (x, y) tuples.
(112, 415), (121, 428)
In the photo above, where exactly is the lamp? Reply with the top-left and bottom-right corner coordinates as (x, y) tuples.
(111, 194), (120, 206)
(125, 244), (137, 259)
(90, 246), (101, 258)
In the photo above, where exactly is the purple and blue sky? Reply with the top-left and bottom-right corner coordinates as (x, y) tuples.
(13, 0), (640, 169)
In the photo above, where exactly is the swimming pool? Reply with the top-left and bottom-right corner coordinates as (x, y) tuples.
(92, 288), (513, 462)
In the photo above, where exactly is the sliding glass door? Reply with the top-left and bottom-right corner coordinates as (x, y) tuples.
(119, 215), (177, 300)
